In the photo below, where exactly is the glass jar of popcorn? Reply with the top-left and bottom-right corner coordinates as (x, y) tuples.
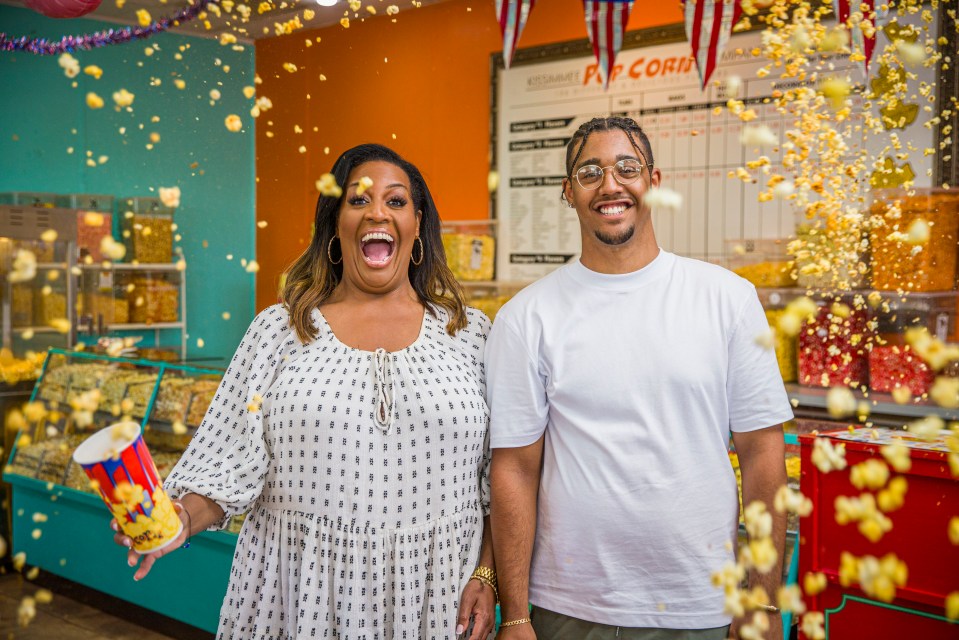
(118, 197), (175, 264)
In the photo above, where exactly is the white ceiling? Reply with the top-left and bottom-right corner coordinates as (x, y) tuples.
(1, 0), (446, 42)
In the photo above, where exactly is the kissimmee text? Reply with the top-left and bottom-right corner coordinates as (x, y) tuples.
(583, 55), (696, 85)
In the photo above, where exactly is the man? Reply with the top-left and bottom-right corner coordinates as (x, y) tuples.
(487, 116), (793, 640)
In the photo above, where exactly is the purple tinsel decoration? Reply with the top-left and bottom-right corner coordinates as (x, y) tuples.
(0, 0), (216, 55)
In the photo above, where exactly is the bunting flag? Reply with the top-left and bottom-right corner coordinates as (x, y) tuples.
(832, 0), (879, 75)
(496, 0), (536, 69)
(684, 0), (742, 90)
(583, 0), (635, 90)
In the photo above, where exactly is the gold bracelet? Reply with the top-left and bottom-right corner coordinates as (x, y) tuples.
(500, 617), (532, 628)
(470, 566), (498, 603)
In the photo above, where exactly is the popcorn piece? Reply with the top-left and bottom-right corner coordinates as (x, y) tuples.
(210, 89), (221, 101)
(906, 219), (930, 245)
(316, 173), (343, 198)
(136, 8), (151, 26)
(58, 53), (80, 78)
(777, 584), (806, 615)
(849, 459), (890, 490)
(34, 589), (53, 604)
(741, 537), (778, 573)
(820, 76), (851, 109)
(197, 338), (205, 348)
(386, 4), (399, 15)
(100, 236), (126, 261)
(949, 516), (959, 546)
(172, 420), (188, 435)
(947, 592), (959, 622)
(18, 596), (36, 627)
(488, 170), (500, 192)
(754, 328), (776, 350)
(174, 79), (186, 90)
(811, 438), (847, 473)
(283, 62), (298, 73)
(740, 124), (778, 147)
(643, 187), (683, 212)
(774, 485), (812, 516)
(826, 386), (857, 419)
(803, 572), (827, 597)
(340, 17), (350, 28)
(243, 86), (256, 99)
(772, 180), (795, 199)
(877, 476), (908, 513)
(930, 376), (959, 409)
(892, 386), (912, 405)
(906, 415), (944, 441)
(112, 89), (135, 108)
(801, 612), (825, 640)
(880, 440), (912, 473)
(86, 92), (104, 109)
(13, 552), (26, 571)
(83, 65), (103, 79)
(158, 186), (181, 208)
(356, 176), (374, 196)
(220, 33), (237, 46)
(225, 115), (243, 132)
(111, 421), (138, 442)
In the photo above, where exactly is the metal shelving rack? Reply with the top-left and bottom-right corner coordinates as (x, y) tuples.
(1, 205), (188, 360)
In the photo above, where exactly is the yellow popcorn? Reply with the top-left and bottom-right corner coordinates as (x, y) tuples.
(13, 552), (26, 572)
(930, 377), (959, 409)
(111, 421), (138, 442)
(136, 8), (151, 26)
(906, 415), (944, 441)
(774, 485), (812, 516)
(174, 79), (186, 90)
(245, 260), (260, 273)
(112, 89), (134, 108)
(172, 420), (188, 435)
(738, 610), (769, 640)
(158, 186), (181, 208)
(243, 86), (256, 99)
(743, 500), (772, 539)
(777, 584), (806, 615)
(740, 124), (778, 147)
(820, 76), (851, 109)
(949, 516), (959, 546)
(340, 17), (350, 28)
(386, 4), (399, 15)
(18, 596), (36, 627)
(801, 612), (825, 640)
(34, 589), (52, 604)
(811, 438), (847, 473)
(742, 537), (778, 574)
(803, 571), (827, 597)
(58, 53), (80, 77)
(30, 529), (41, 540)
(488, 170), (500, 192)
(905, 218), (930, 245)
(877, 476), (908, 513)
(303, 8), (315, 19)
(222, 312), (231, 320)
(826, 386), (857, 419)
(225, 114), (243, 132)
(220, 33), (237, 45)
(86, 92), (104, 109)
(891, 386), (912, 405)
(197, 338), (205, 348)
(356, 176), (374, 196)
(100, 236), (126, 260)
(947, 592), (959, 621)
(880, 440), (911, 473)
(316, 173), (343, 197)
(83, 65), (103, 79)
(283, 62), (298, 73)
(849, 459), (890, 490)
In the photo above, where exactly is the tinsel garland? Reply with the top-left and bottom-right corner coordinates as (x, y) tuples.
(0, 0), (216, 55)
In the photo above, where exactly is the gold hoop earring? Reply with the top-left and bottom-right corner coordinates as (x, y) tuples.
(411, 237), (424, 266)
(327, 236), (342, 265)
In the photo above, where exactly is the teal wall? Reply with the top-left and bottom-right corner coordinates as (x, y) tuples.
(0, 5), (255, 364)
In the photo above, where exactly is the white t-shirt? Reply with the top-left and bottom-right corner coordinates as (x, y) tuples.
(486, 249), (793, 629)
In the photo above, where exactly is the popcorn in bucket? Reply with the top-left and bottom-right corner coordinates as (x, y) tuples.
(72, 422), (182, 554)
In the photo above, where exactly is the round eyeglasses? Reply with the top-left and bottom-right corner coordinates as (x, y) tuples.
(574, 158), (649, 190)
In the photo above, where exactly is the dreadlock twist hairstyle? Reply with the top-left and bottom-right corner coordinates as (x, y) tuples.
(564, 116), (655, 178)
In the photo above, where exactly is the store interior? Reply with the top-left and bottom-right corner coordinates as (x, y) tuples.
(1, 0), (959, 637)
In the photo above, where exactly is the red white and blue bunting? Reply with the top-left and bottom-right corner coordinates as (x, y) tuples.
(583, 0), (635, 90)
(684, 0), (741, 90)
(496, 0), (536, 69)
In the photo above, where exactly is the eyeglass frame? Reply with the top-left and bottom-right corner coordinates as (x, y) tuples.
(570, 157), (654, 190)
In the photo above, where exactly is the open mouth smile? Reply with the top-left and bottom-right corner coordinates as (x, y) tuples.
(595, 201), (632, 217)
(360, 231), (396, 266)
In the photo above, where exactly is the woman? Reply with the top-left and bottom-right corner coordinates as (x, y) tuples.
(112, 144), (496, 639)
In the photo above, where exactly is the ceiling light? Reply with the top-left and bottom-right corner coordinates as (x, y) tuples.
(315, 0), (337, 5)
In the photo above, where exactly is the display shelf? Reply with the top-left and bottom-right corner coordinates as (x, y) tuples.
(11, 326), (65, 334)
(80, 263), (181, 272)
(105, 322), (185, 330)
(35, 262), (69, 270)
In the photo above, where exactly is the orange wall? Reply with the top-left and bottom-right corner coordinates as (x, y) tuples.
(254, 0), (683, 309)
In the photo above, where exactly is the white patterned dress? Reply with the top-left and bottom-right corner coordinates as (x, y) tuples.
(165, 304), (491, 639)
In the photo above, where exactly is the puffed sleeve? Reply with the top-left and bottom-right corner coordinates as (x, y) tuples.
(164, 304), (296, 530)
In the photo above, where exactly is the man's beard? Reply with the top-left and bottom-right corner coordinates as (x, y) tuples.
(594, 225), (635, 246)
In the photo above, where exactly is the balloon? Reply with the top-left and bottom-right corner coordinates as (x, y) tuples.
(24, 0), (103, 19)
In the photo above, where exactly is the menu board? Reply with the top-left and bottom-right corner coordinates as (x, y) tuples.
(492, 23), (937, 282)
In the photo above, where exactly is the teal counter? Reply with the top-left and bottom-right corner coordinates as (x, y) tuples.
(6, 472), (235, 633)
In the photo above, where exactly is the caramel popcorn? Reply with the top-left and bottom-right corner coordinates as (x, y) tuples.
(225, 114), (243, 132)
(86, 92), (104, 109)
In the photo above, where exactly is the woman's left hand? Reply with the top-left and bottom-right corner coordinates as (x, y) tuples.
(456, 577), (496, 640)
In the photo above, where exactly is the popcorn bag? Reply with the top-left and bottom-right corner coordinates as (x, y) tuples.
(72, 422), (182, 554)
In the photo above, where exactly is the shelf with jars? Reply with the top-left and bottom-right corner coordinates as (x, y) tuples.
(4, 348), (242, 632)
(1, 195), (188, 361)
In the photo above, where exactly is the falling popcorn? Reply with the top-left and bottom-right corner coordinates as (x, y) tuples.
(245, 260), (260, 273)
(880, 440), (911, 473)
(905, 219), (930, 245)
(488, 170), (500, 192)
(136, 8), (151, 26)
(210, 89), (222, 101)
(947, 593), (959, 622)
(283, 62), (298, 73)
(83, 65), (103, 79)
(386, 4), (399, 14)
(811, 438), (847, 473)
(803, 572), (827, 597)
(355, 176), (374, 196)
(777, 584), (806, 615)
(18, 596), (36, 627)
(172, 420), (188, 435)
(9, 249), (38, 283)
(800, 612), (825, 640)
(891, 386), (912, 405)
(929, 377), (959, 409)
(112, 89), (135, 109)
(58, 53), (80, 78)
(111, 421), (138, 442)
(316, 174), (343, 198)
(772, 180), (795, 199)
(905, 415), (944, 441)
(100, 236), (126, 261)
(243, 86), (256, 99)
(753, 328), (775, 350)
(826, 386), (856, 419)
(174, 79), (186, 90)
(849, 459), (890, 491)
(643, 187), (683, 212)
(86, 92), (104, 109)
(774, 485), (812, 516)
(197, 338), (205, 348)
(877, 476), (907, 513)
(740, 124), (778, 147)
(159, 186), (181, 208)
(225, 115), (243, 132)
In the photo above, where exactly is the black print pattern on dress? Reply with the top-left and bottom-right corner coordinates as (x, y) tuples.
(165, 304), (491, 640)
